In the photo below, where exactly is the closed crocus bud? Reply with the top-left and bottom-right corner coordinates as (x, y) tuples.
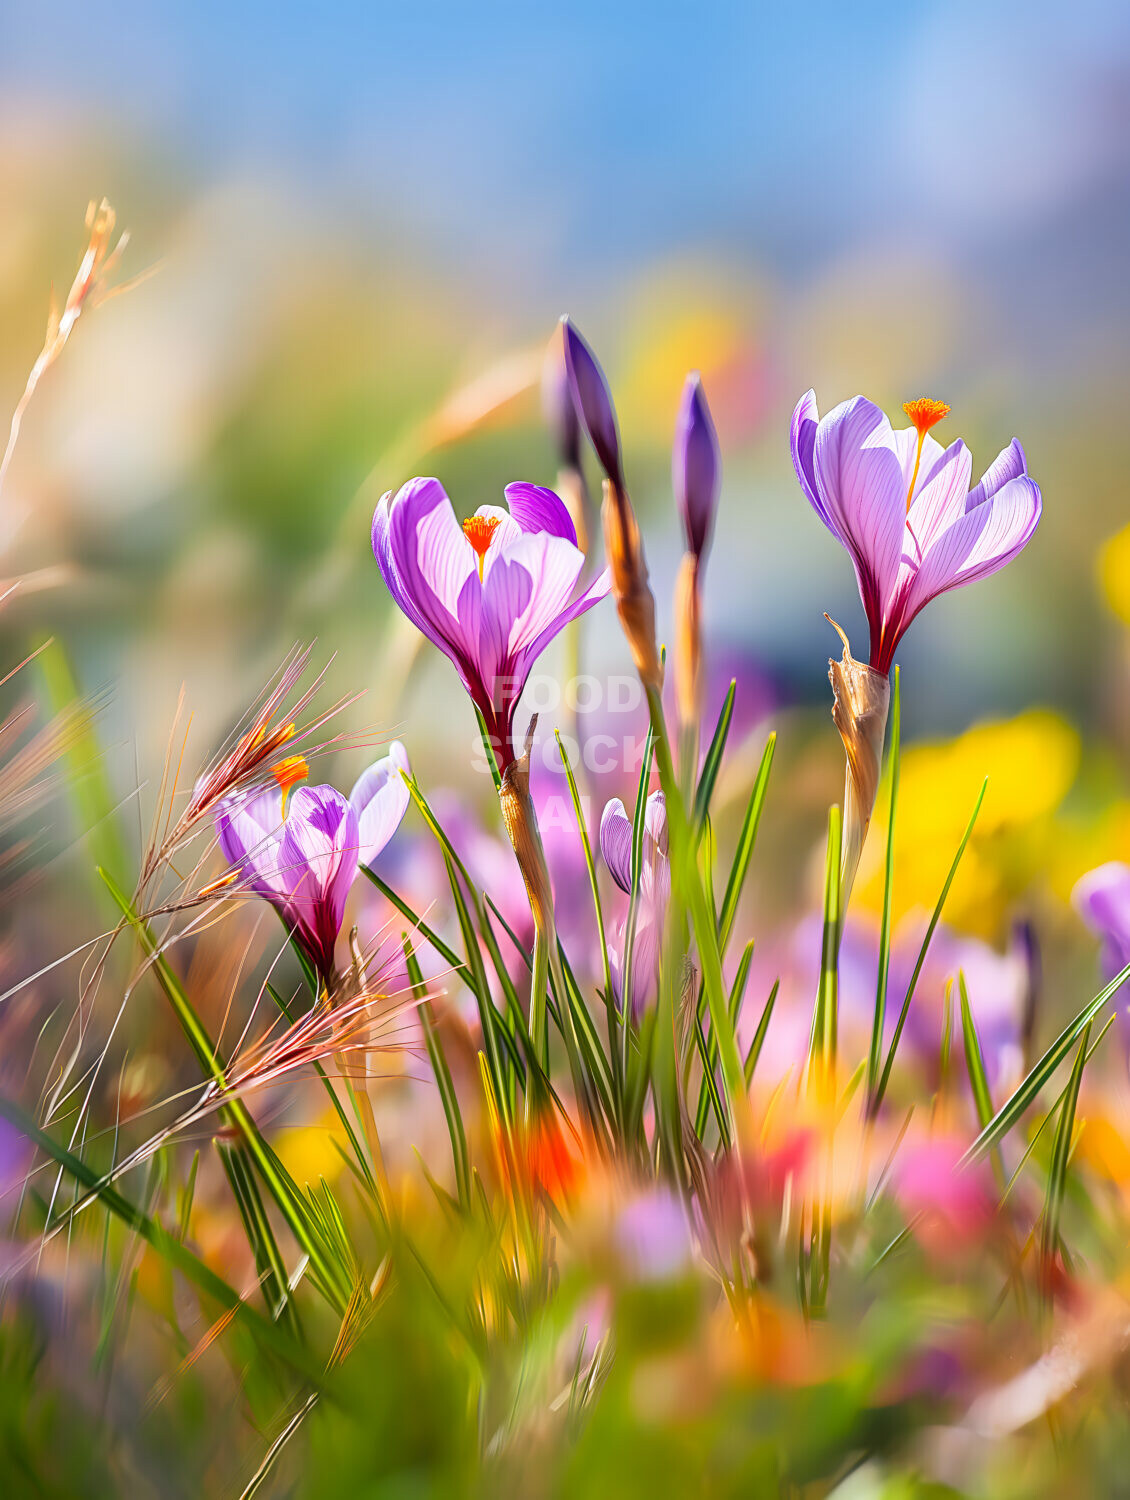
(560, 316), (623, 489)
(673, 372), (721, 562)
(542, 322), (581, 469)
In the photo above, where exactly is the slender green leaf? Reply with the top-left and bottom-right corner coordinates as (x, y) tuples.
(404, 935), (470, 1210)
(1039, 1023), (1091, 1282)
(717, 733), (776, 956)
(693, 679), (736, 826)
(963, 962), (1129, 1165)
(873, 778), (987, 1115)
(0, 1095), (322, 1382)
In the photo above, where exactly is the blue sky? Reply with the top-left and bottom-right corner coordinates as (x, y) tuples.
(4, 0), (1128, 299)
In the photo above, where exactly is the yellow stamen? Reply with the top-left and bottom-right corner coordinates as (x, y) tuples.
(902, 397), (950, 511)
(271, 754), (309, 814)
(198, 870), (239, 898)
(462, 514), (502, 580)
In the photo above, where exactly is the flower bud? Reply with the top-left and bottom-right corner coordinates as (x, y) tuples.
(560, 316), (623, 489)
(542, 322), (581, 468)
(673, 372), (721, 562)
(827, 621), (890, 903)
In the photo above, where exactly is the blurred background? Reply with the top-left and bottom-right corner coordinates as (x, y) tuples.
(2, 0), (1130, 1042)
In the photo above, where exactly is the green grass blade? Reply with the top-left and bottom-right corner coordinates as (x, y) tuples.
(0, 1094), (321, 1382)
(867, 665), (900, 1104)
(872, 778), (987, 1116)
(1000, 1014), (1114, 1204)
(744, 979), (779, 1084)
(473, 704), (504, 794)
(717, 733), (776, 957)
(693, 679), (736, 826)
(1039, 1023), (1091, 1285)
(555, 731), (619, 1108)
(619, 719), (656, 1042)
(100, 869), (349, 1311)
(959, 971), (994, 1130)
(962, 961), (1130, 1166)
(694, 939), (754, 1138)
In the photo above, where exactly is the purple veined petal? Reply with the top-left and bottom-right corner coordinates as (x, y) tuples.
(643, 789), (667, 856)
(280, 787), (360, 975)
(673, 373), (721, 561)
(561, 316), (623, 488)
(899, 474), (1041, 622)
(350, 741), (411, 870)
(493, 531), (586, 656)
(790, 390), (834, 534)
(811, 396), (909, 623)
(967, 438), (1027, 510)
(620, 901), (663, 1018)
(381, 478), (482, 665)
(904, 439), (974, 558)
(521, 563), (611, 666)
(372, 486), (442, 645)
(503, 481), (578, 546)
(600, 797), (633, 893)
(215, 786), (290, 903)
(890, 423), (946, 505)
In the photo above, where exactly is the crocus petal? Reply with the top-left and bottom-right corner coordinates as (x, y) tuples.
(522, 564), (611, 664)
(216, 786), (290, 902)
(600, 797), (633, 893)
(1074, 862), (1130, 982)
(643, 789), (667, 856)
(904, 439), (974, 559)
(493, 532), (586, 656)
(280, 787), (359, 975)
(790, 390), (832, 533)
(812, 397), (909, 626)
(967, 439), (1027, 510)
(350, 741), (411, 869)
(901, 475), (1041, 620)
(376, 478), (481, 673)
(504, 482), (578, 546)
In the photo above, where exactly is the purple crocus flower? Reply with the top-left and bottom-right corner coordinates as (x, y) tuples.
(600, 790), (670, 1016)
(216, 743), (410, 985)
(791, 392), (1042, 675)
(673, 372), (721, 562)
(372, 478), (609, 772)
(1074, 862), (1130, 1007)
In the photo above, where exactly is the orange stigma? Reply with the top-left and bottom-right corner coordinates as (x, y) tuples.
(902, 397), (950, 437)
(271, 754), (309, 814)
(902, 397), (950, 510)
(462, 514), (502, 578)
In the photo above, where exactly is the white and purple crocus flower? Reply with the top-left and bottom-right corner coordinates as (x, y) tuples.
(372, 478), (610, 772)
(216, 743), (411, 986)
(791, 393), (1042, 675)
(600, 790), (670, 1017)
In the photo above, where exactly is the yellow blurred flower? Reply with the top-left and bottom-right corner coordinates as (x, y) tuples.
(1098, 522), (1130, 624)
(855, 710), (1080, 938)
(272, 1109), (348, 1187)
